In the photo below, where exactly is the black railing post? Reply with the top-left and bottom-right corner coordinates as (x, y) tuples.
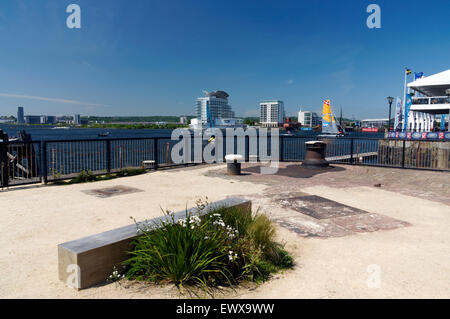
(41, 141), (48, 184)
(0, 140), (8, 188)
(350, 138), (354, 165)
(401, 139), (406, 169)
(245, 135), (249, 162)
(154, 138), (159, 170)
(106, 140), (111, 174)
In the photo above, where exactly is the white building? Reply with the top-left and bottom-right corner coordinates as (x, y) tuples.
(298, 109), (321, 128)
(361, 119), (389, 129)
(195, 90), (235, 128)
(260, 100), (285, 127)
(179, 116), (187, 124)
(407, 69), (450, 132)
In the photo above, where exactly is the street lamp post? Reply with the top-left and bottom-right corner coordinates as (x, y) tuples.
(387, 96), (394, 131)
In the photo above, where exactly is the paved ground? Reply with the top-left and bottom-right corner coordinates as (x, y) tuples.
(0, 163), (449, 298)
(206, 163), (450, 205)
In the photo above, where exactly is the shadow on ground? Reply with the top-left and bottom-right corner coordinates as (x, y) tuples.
(242, 164), (345, 178)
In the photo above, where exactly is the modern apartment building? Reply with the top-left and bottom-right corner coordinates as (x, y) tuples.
(298, 109), (321, 128)
(260, 100), (285, 127)
(195, 90), (235, 127)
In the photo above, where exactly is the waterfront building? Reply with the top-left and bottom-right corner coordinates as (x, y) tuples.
(74, 114), (81, 125)
(39, 116), (57, 124)
(17, 107), (25, 124)
(298, 109), (321, 128)
(25, 115), (42, 125)
(407, 69), (450, 132)
(214, 118), (245, 128)
(179, 116), (187, 124)
(361, 119), (389, 129)
(260, 100), (285, 127)
(189, 117), (244, 129)
(194, 90), (236, 128)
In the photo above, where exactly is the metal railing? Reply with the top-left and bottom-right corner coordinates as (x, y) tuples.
(1, 136), (448, 188)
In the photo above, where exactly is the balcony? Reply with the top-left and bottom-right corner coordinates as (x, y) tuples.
(411, 96), (450, 114)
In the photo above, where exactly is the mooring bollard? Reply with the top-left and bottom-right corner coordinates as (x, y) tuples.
(302, 141), (329, 168)
(225, 154), (243, 175)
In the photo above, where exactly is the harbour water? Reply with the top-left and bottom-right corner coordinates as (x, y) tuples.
(0, 124), (384, 141)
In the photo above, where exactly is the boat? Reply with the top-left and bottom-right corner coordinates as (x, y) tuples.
(98, 132), (110, 137)
(318, 99), (346, 138)
(51, 126), (70, 130)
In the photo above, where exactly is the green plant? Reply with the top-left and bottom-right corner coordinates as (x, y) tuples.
(116, 168), (146, 177)
(70, 170), (97, 183)
(124, 212), (233, 289)
(124, 203), (294, 291)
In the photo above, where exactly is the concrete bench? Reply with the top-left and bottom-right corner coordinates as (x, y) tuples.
(58, 197), (251, 290)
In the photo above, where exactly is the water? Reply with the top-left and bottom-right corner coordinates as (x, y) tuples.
(0, 124), (384, 141)
(0, 124), (174, 140)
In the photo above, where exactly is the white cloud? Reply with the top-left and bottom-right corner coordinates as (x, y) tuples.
(0, 93), (108, 107)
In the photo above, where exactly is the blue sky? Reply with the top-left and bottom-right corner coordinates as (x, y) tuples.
(0, 0), (449, 119)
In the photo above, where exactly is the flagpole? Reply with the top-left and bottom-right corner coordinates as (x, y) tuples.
(403, 68), (408, 131)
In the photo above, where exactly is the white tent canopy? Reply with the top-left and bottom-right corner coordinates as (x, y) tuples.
(408, 69), (450, 96)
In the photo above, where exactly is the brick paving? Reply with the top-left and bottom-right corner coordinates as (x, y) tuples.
(204, 162), (446, 238)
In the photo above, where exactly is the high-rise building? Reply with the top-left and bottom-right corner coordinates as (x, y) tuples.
(17, 107), (24, 124)
(74, 114), (81, 125)
(298, 109), (321, 128)
(260, 100), (285, 127)
(195, 90), (235, 127)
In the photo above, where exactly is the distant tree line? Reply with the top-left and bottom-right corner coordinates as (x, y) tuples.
(85, 116), (196, 123)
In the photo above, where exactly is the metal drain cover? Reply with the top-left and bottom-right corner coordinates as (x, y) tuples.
(82, 185), (144, 198)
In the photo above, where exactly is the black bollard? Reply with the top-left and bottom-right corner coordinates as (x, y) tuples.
(302, 141), (329, 169)
(225, 154), (243, 175)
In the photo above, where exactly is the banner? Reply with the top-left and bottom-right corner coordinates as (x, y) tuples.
(442, 115), (446, 131)
(393, 97), (402, 131)
(403, 94), (412, 131)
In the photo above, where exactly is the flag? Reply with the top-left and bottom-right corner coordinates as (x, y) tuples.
(414, 72), (424, 80)
(403, 94), (412, 131)
(441, 115), (446, 131)
(393, 97), (403, 131)
(406, 68), (412, 75)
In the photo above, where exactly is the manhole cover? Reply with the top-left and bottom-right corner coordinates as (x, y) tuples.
(281, 195), (368, 219)
(82, 185), (144, 198)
